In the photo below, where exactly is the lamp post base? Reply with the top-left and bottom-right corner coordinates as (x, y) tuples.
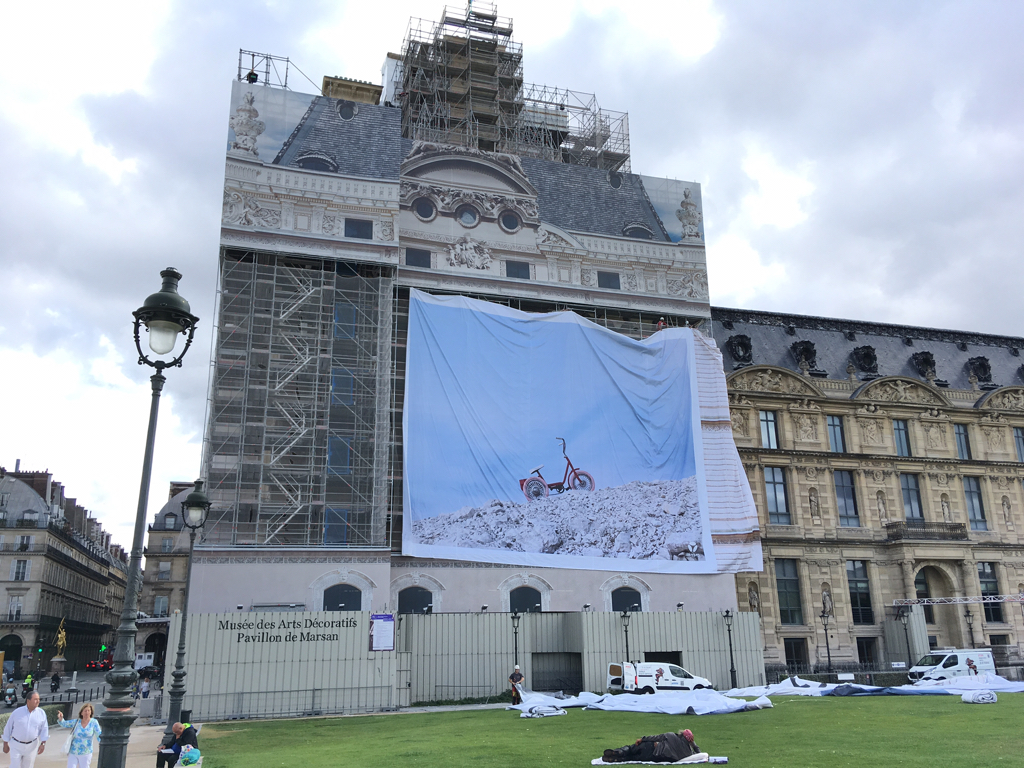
(96, 710), (138, 768)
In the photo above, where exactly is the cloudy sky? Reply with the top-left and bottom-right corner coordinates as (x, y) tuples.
(1, 0), (1022, 546)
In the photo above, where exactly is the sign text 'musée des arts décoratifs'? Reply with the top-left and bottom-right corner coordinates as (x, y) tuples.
(217, 617), (358, 644)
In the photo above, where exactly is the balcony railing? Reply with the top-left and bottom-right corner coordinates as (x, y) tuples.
(885, 521), (968, 541)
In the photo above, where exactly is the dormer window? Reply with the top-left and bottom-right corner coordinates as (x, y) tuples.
(164, 514), (177, 530)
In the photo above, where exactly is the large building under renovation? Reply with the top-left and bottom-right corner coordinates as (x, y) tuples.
(195, 3), (761, 627)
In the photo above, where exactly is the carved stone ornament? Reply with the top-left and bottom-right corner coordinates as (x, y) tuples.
(858, 417), (885, 445)
(730, 409), (748, 437)
(860, 378), (941, 405)
(808, 487), (821, 524)
(725, 335), (753, 365)
(982, 425), (1006, 452)
(804, 467), (818, 481)
(911, 351), (937, 380)
(404, 140), (528, 178)
(941, 494), (952, 523)
(794, 412), (819, 441)
(982, 387), (1024, 411)
(376, 220), (395, 241)
(666, 271), (709, 300)
(223, 190), (281, 228)
(876, 491), (889, 524)
(536, 227), (576, 249)
(400, 180), (539, 222)
(821, 586), (834, 616)
(446, 236), (494, 270)
(851, 346), (878, 374)
(790, 340), (818, 369)
(966, 356), (993, 383)
(729, 367), (820, 396)
(229, 91), (266, 157)
(923, 421), (947, 450)
(674, 187), (703, 241)
(747, 583), (761, 613)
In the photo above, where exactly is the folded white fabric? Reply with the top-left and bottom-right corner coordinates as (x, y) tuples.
(961, 690), (997, 704)
(520, 704), (567, 718)
(590, 752), (710, 765)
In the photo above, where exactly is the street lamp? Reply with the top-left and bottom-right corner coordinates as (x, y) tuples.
(819, 609), (833, 676)
(164, 480), (210, 738)
(98, 268), (198, 768)
(511, 611), (521, 668)
(897, 607), (913, 669)
(620, 609), (631, 663)
(722, 610), (737, 689)
(964, 608), (975, 649)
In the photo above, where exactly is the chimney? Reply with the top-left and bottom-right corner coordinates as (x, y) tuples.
(15, 459), (20, 472)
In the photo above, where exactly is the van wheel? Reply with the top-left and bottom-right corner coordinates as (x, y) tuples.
(693, 685), (704, 689)
(641, 687), (655, 695)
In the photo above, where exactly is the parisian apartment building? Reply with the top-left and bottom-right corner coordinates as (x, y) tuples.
(0, 464), (127, 675)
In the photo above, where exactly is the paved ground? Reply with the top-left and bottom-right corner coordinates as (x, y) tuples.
(33, 700), (167, 768)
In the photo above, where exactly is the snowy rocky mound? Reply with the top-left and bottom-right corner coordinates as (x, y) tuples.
(413, 478), (702, 560)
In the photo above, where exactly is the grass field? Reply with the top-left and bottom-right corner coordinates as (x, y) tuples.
(200, 694), (1024, 768)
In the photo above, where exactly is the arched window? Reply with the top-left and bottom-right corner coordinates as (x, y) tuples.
(398, 586), (433, 614)
(510, 586), (542, 613)
(324, 583), (362, 611)
(612, 587), (642, 613)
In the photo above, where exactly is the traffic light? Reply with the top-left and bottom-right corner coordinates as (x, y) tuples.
(37, 647), (42, 653)
(100, 645), (107, 652)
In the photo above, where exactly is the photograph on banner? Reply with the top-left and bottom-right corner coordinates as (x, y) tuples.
(640, 176), (705, 244)
(402, 290), (715, 574)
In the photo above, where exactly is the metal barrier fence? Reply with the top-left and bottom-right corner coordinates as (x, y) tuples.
(182, 685), (394, 721)
(37, 686), (107, 707)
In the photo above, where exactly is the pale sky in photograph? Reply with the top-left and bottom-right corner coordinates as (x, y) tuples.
(1, 0), (1022, 546)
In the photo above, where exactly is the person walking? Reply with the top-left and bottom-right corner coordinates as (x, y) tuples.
(56, 705), (101, 768)
(2, 690), (49, 768)
(140, 679), (150, 699)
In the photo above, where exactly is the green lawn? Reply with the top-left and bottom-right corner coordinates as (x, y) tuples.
(199, 694), (1024, 768)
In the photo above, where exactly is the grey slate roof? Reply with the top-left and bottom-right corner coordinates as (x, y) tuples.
(519, 158), (669, 241)
(0, 475), (49, 519)
(710, 306), (1024, 391)
(274, 98), (402, 180)
(152, 488), (190, 531)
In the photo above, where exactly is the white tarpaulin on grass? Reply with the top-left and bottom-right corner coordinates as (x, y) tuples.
(510, 689), (772, 716)
(725, 673), (1024, 699)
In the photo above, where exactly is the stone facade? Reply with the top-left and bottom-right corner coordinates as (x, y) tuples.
(714, 308), (1024, 671)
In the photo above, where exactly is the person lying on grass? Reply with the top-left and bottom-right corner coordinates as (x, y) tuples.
(602, 728), (701, 763)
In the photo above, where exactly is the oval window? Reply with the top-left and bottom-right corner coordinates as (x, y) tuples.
(456, 205), (479, 227)
(500, 211), (521, 232)
(413, 197), (436, 220)
(338, 102), (356, 121)
(624, 226), (652, 240)
(608, 171), (623, 189)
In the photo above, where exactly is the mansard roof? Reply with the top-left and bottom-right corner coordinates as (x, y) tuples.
(712, 306), (1024, 392)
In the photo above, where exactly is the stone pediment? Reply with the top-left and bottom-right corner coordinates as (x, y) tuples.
(976, 386), (1024, 412)
(852, 376), (950, 406)
(726, 366), (824, 398)
(401, 141), (538, 197)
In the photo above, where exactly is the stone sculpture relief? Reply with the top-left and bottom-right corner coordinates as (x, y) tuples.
(536, 227), (575, 248)
(795, 413), (818, 441)
(983, 426), (1006, 452)
(864, 379), (940, 405)
(876, 491), (889, 524)
(941, 494), (952, 523)
(725, 335), (753, 366)
(404, 140), (528, 177)
(730, 409), (748, 437)
(731, 369), (817, 396)
(446, 237), (494, 270)
(821, 586), (834, 616)
(809, 488), (821, 524)
(223, 190), (281, 228)
(1002, 496), (1014, 528)
(985, 388), (1024, 411)
(229, 91), (266, 157)
(666, 271), (709, 300)
(923, 421), (947, 450)
(966, 356), (993, 383)
(748, 583), (761, 613)
(911, 351), (937, 380)
(859, 418), (884, 445)
(400, 180), (539, 221)
(675, 188), (703, 240)
(790, 340), (818, 370)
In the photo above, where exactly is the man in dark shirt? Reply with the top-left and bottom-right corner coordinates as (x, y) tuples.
(602, 728), (701, 763)
(156, 722), (198, 768)
(508, 665), (524, 705)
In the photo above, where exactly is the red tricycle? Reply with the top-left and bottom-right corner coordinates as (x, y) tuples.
(519, 438), (596, 500)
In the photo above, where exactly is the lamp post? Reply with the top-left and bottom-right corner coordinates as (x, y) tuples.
(964, 608), (975, 649)
(511, 611), (520, 668)
(97, 268), (198, 768)
(897, 607), (913, 669)
(620, 609), (631, 663)
(722, 610), (738, 689)
(819, 609), (833, 676)
(163, 480), (210, 737)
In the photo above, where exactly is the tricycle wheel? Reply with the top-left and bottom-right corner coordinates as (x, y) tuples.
(569, 470), (596, 491)
(523, 477), (550, 501)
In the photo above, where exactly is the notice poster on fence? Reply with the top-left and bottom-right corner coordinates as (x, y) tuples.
(402, 290), (715, 574)
(369, 614), (395, 652)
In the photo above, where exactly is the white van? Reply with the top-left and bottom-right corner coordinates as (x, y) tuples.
(907, 649), (995, 682)
(607, 662), (714, 693)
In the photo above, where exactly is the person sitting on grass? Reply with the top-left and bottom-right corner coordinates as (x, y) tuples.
(156, 723), (198, 768)
(602, 728), (701, 763)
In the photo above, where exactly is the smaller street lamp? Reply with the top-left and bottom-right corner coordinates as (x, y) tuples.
(964, 608), (975, 649)
(722, 610), (737, 690)
(164, 480), (210, 737)
(511, 611), (521, 667)
(819, 609), (833, 676)
(620, 609), (632, 664)
(897, 607), (913, 670)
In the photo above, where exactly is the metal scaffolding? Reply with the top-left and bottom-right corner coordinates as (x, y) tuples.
(203, 250), (395, 547)
(396, 3), (630, 171)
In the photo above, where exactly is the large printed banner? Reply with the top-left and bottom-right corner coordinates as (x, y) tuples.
(402, 290), (716, 574)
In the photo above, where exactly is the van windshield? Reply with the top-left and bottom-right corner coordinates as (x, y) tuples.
(669, 665), (691, 678)
(915, 654), (947, 667)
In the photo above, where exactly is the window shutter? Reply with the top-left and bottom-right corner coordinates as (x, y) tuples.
(9, 560), (15, 581)
(24, 560), (30, 580)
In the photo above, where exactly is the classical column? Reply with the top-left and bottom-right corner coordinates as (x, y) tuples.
(899, 559), (917, 601)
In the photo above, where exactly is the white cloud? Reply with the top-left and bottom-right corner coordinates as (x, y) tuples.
(705, 232), (786, 306)
(739, 144), (815, 230)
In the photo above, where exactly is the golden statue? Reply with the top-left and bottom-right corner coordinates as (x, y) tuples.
(54, 618), (67, 658)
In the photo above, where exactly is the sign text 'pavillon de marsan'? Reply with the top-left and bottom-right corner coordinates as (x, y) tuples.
(218, 616), (358, 643)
